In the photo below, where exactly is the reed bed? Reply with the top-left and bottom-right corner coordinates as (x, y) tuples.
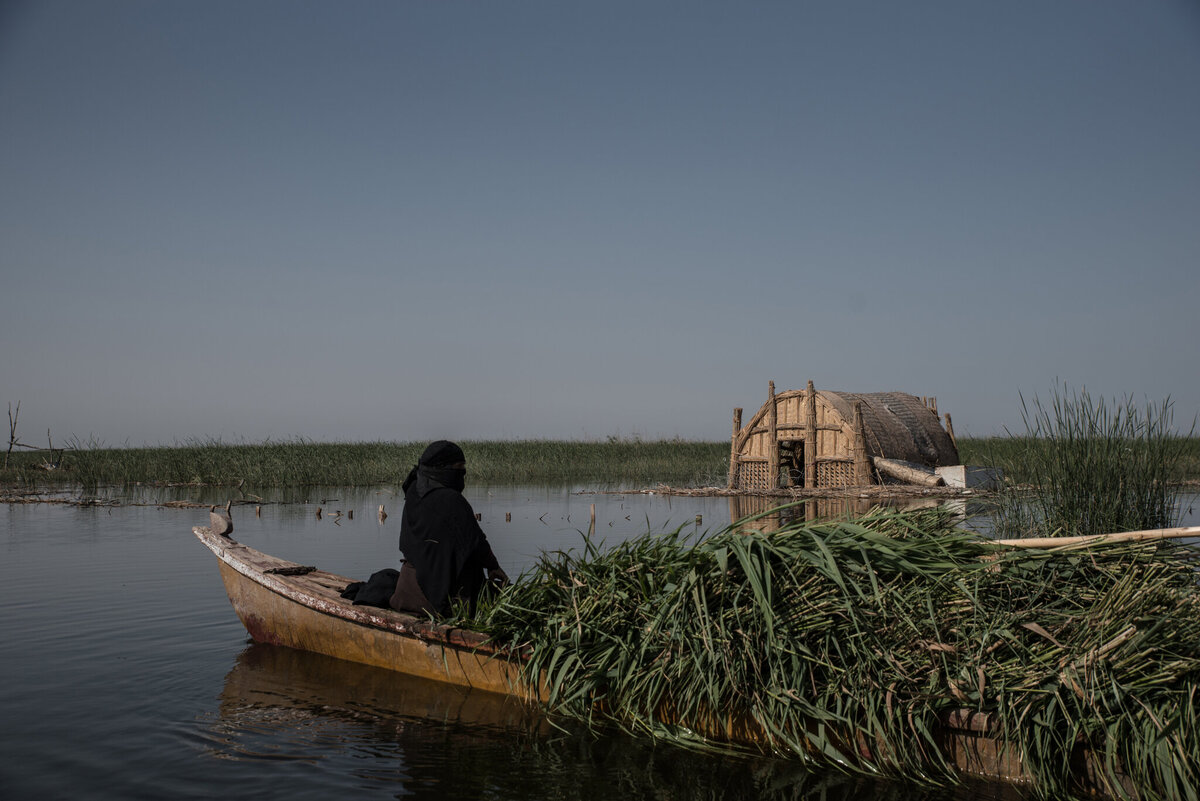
(957, 436), (1200, 489)
(0, 438), (729, 488)
(4, 426), (1198, 493)
(475, 507), (1200, 800)
(971, 387), (1195, 539)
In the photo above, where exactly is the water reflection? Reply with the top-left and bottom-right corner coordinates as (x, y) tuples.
(211, 644), (1018, 801)
(215, 643), (546, 745)
(726, 494), (988, 533)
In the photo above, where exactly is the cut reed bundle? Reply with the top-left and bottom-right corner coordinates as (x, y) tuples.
(476, 507), (1200, 800)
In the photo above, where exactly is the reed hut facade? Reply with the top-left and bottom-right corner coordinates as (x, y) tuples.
(727, 380), (960, 491)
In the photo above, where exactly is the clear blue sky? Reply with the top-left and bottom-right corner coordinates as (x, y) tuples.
(2, 1), (1198, 446)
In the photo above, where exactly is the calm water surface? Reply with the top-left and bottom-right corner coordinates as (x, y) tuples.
(5, 486), (1193, 800)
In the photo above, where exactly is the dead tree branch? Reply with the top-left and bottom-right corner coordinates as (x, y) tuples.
(4, 402), (47, 469)
(5, 402), (18, 469)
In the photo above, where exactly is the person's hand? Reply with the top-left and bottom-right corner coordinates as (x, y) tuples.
(488, 567), (510, 587)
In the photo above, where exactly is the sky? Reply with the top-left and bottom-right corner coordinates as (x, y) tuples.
(2, 0), (1198, 447)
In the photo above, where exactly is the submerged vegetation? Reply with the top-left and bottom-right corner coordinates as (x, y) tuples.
(475, 507), (1200, 800)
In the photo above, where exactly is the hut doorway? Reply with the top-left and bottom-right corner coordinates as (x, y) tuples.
(780, 441), (804, 488)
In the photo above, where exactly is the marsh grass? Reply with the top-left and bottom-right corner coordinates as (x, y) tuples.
(4, 421), (1198, 493)
(958, 436), (1200, 488)
(973, 386), (1195, 538)
(0, 438), (730, 489)
(474, 506), (1200, 800)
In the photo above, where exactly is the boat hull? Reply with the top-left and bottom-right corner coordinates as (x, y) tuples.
(197, 526), (529, 698)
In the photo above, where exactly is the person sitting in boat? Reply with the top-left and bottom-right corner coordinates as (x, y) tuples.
(390, 440), (509, 617)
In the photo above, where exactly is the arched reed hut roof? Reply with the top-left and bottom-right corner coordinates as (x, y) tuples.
(820, 391), (958, 467)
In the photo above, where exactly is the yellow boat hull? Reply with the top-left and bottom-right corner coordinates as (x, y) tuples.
(196, 525), (531, 699)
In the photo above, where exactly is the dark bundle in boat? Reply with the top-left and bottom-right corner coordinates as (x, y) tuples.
(476, 507), (1200, 800)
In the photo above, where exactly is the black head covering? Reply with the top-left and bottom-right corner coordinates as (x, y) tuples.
(402, 440), (466, 494)
(420, 440), (465, 467)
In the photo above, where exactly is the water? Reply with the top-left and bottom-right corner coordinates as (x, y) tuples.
(3, 487), (1195, 800)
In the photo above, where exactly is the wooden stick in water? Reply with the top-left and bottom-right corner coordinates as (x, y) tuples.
(991, 526), (1200, 549)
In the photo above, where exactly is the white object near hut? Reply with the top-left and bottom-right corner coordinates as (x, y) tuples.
(936, 465), (1003, 490)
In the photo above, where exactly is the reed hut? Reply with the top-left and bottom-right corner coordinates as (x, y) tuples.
(727, 380), (960, 491)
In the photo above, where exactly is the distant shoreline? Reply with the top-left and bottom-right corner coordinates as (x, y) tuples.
(2, 437), (1198, 489)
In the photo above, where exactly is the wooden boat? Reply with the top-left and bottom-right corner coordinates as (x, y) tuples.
(193, 524), (528, 698)
(195, 523), (1136, 797)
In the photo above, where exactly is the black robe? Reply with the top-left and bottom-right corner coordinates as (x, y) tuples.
(395, 470), (498, 616)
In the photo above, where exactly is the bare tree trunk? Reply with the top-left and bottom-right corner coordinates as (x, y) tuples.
(5, 401), (18, 470)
